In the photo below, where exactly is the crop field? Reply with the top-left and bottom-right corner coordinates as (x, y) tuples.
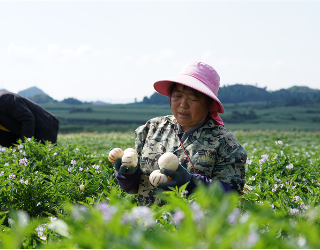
(41, 103), (320, 133)
(0, 130), (320, 248)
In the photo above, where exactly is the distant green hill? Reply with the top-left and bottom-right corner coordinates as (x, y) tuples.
(28, 94), (57, 104)
(18, 86), (48, 98)
(141, 84), (320, 106)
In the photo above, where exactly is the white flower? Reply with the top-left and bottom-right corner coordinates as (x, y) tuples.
(92, 165), (100, 170)
(249, 176), (255, 181)
(246, 230), (259, 248)
(246, 158), (252, 165)
(18, 144), (24, 149)
(49, 216), (57, 222)
(95, 202), (117, 221)
(24, 180), (29, 185)
(79, 167), (83, 171)
(300, 203), (310, 210)
(4, 163), (9, 166)
(293, 196), (302, 201)
(19, 158), (28, 166)
(53, 152), (58, 156)
(289, 208), (300, 215)
(227, 208), (241, 225)
(275, 140), (283, 146)
(286, 163), (294, 169)
(129, 206), (155, 227)
(71, 159), (77, 165)
(0, 171), (4, 176)
(19, 179), (25, 184)
(8, 174), (16, 179)
(27, 138), (32, 141)
(172, 210), (185, 225)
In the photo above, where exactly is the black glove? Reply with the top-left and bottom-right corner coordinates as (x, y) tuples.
(156, 164), (191, 189)
(113, 156), (139, 175)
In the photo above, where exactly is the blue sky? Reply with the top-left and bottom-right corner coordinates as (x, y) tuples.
(1, 1), (319, 103)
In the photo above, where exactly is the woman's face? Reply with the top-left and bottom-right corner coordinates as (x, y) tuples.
(170, 84), (210, 132)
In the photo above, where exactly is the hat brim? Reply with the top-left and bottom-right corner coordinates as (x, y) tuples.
(153, 74), (224, 114)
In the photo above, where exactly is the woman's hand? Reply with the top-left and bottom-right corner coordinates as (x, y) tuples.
(114, 157), (139, 174)
(156, 164), (191, 189)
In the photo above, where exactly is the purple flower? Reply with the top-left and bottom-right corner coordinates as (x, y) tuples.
(289, 208), (300, 215)
(71, 160), (77, 165)
(293, 196), (302, 201)
(172, 210), (185, 225)
(96, 202), (117, 221)
(8, 173), (16, 179)
(227, 208), (240, 225)
(286, 163), (294, 169)
(275, 140), (283, 146)
(19, 158), (28, 166)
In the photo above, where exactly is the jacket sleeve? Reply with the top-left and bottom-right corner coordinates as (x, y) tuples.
(213, 131), (247, 193)
(3, 94), (35, 139)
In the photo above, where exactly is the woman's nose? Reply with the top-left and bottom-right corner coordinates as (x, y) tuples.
(179, 96), (189, 108)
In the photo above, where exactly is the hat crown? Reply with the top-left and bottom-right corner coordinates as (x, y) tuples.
(179, 61), (220, 96)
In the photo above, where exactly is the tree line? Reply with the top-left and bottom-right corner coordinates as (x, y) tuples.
(141, 84), (320, 107)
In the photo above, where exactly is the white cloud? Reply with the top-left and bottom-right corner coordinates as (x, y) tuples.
(7, 44), (36, 62)
(46, 44), (97, 62)
(7, 44), (98, 63)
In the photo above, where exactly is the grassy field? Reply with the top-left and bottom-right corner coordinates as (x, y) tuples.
(42, 102), (320, 133)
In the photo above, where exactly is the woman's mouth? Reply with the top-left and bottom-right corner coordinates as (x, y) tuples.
(178, 112), (189, 118)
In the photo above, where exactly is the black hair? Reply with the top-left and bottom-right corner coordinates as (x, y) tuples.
(167, 82), (212, 108)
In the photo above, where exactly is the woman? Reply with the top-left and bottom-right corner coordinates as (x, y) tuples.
(114, 61), (247, 206)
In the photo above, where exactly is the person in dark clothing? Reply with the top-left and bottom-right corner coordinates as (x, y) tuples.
(0, 91), (59, 147)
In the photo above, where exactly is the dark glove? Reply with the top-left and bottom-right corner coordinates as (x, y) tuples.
(156, 164), (191, 189)
(113, 156), (139, 175)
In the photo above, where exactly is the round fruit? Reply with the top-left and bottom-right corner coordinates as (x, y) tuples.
(124, 148), (138, 156)
(158, 152), (179, 171)
(122, 151), (138, 167)
(149, 170), (169, 186)
(108, 148), (124, 163)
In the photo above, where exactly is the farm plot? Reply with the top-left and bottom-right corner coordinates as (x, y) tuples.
(0, 130), (319, 248)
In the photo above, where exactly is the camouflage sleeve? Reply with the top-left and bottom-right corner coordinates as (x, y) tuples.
(134, 121), (150, 155)
(214, 130), (247, 193)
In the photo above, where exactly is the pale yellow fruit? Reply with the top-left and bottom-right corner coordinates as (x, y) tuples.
(124, 148), (138, 156)
(149, 170), (169, 186)
(122, 151), (138, 168)
(108, 148), (124, 163)
(80, 184), (85, 190)
(158, 152), (179, 171)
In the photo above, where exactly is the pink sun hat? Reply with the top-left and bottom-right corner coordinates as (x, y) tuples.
(153, 61), (224, 114)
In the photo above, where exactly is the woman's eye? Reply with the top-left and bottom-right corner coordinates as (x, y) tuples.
(173, 93), (182, 98)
